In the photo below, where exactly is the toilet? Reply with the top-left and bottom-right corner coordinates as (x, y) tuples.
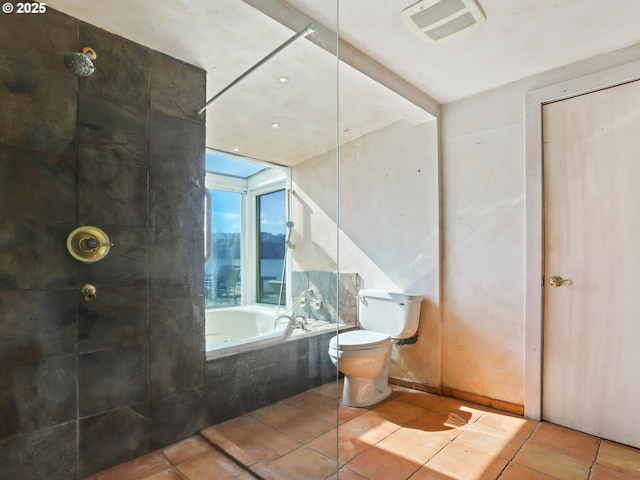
(328, 289), (423, 407)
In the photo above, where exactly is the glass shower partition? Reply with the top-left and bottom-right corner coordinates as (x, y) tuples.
(202, 1), (341, 477)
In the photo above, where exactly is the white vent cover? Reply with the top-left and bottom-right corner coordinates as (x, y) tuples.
(401, 0), (486, 43)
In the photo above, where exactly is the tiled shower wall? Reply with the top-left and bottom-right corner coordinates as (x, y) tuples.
(0, 9), (205, 479)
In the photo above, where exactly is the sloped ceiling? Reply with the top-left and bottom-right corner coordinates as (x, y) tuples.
(47, 0), (640, 165)
(289, 0), (640, 103)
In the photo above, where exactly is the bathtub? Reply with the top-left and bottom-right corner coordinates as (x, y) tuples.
(205, 304), (342, 359)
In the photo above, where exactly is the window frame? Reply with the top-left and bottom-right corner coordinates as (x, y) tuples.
(205, 151), (289, 307)
(245, 169), (289, 306)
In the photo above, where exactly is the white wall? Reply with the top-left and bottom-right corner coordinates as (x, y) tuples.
(290, 41), (640, 407)
(441, 42), (640, 405)
(338, 119), (440, 386)
(290, 149), (338, 273)
(291, 118), (441, 385)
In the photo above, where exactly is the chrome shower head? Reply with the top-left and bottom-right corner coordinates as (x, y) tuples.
(63, 47), (97, 77)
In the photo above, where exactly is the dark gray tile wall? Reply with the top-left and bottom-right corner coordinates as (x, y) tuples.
(0, 9), (205, 479)
(205, 331), (337, 425)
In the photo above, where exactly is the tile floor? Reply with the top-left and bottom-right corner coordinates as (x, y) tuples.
(87, 382), (640, 480)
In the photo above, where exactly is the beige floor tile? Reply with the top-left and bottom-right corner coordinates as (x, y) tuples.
(176, 449), (250, 480)
(408, 410), (466, 437)
(340, 410), (402, 443)
(92, 452), (173, 480)
(596, 440), (640, 477)
(497, 462), (556, 480)
(395, 391), (447, 410)
(144, 469), (188, 480)
(408, 464), (464, 480)
(307, 427), (373, 464)
(202, 415), (267, 444)
(590, 463), (640, 480)
(379, 424), (456, 464)
(283, 390), (334, 412)
(529, 422), (599, 461)
(273, 412), (335, 443)
(371, 399), (428, 424)
(338, 403), (367, 425)
(313, 381), (342, 399)
(311, 399), (340, 422)
(325, 468), (368, 480)
(514, 440), (591, 480)
(266, 446), (338, 480)
(247, 402), (304, 427)
(88, 384), (640, 480)
(426, 441), (509, 480)
(431, 398), (490, 426)
(162, 436), (213, 466)
(235, 425), (301, 464)
(453, 423), (527, 461)
(346, 444), (423, 480)
(477, 410), (537, 439)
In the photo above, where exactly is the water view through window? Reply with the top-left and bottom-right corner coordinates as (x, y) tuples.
(204, 150), (287, 308)
(257, 190), (286, 304)
(205, 189), (241, 308)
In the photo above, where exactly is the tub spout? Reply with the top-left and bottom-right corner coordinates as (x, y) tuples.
(276, 314), (308, 340)
(274, 314), (292, 329)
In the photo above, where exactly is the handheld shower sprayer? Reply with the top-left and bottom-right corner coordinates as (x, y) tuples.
(285, 221), (295, 247)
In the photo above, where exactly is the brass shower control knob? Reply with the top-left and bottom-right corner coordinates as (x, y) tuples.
(67, 226), (113, 263)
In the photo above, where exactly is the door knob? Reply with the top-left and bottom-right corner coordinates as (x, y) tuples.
(549, 275), (573, 287)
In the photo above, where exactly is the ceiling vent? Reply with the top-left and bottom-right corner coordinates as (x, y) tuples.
(401, 0), (486, 43)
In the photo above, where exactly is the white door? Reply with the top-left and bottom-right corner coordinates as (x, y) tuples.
(543, 79), (640, 448)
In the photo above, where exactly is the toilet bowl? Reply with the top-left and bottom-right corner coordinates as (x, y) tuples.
(329, 330), (393, 407)
(329, 290), (423, 407)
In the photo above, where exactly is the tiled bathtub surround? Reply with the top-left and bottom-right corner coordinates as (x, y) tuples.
(0, 8), (205, 479)
(292, 271), (361, 325)
(205, 330), (337, 426)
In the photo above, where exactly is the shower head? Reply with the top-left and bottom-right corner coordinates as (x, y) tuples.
(64, 47), (97, 77)
(286, 221), (295, 229)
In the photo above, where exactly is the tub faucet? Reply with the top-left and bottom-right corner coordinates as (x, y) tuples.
(275, 314), (308, 329)
(275, 314), (308, 340)
(293, 315), (308, 330)
(274, 314), (292, 329)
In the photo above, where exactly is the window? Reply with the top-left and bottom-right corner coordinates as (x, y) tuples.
(205, 189), (242, 308)
(257, 190), (286, 304)
(204, 150), (288, 308)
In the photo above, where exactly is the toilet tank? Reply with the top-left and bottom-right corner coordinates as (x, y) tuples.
(358, 289), (423, 339)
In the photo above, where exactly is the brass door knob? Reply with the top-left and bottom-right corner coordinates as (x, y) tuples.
(549, 275), (573, 287)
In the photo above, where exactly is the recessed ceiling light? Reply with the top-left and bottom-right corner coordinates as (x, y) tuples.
(278, 76), (289, 84)
(232, 147), (240, 152)
(270, 122), (280, 129)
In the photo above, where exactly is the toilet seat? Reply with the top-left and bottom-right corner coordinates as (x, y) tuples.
(330, 330), (390, 351)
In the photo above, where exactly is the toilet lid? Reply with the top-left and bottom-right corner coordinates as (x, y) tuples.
(330, 330), (390, 351)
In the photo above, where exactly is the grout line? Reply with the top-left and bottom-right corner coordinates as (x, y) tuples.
(587, 439), (604, 480)
(197, 431), (265, 480)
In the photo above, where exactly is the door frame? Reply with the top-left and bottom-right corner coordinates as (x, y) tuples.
(524, 59), (640, 420)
